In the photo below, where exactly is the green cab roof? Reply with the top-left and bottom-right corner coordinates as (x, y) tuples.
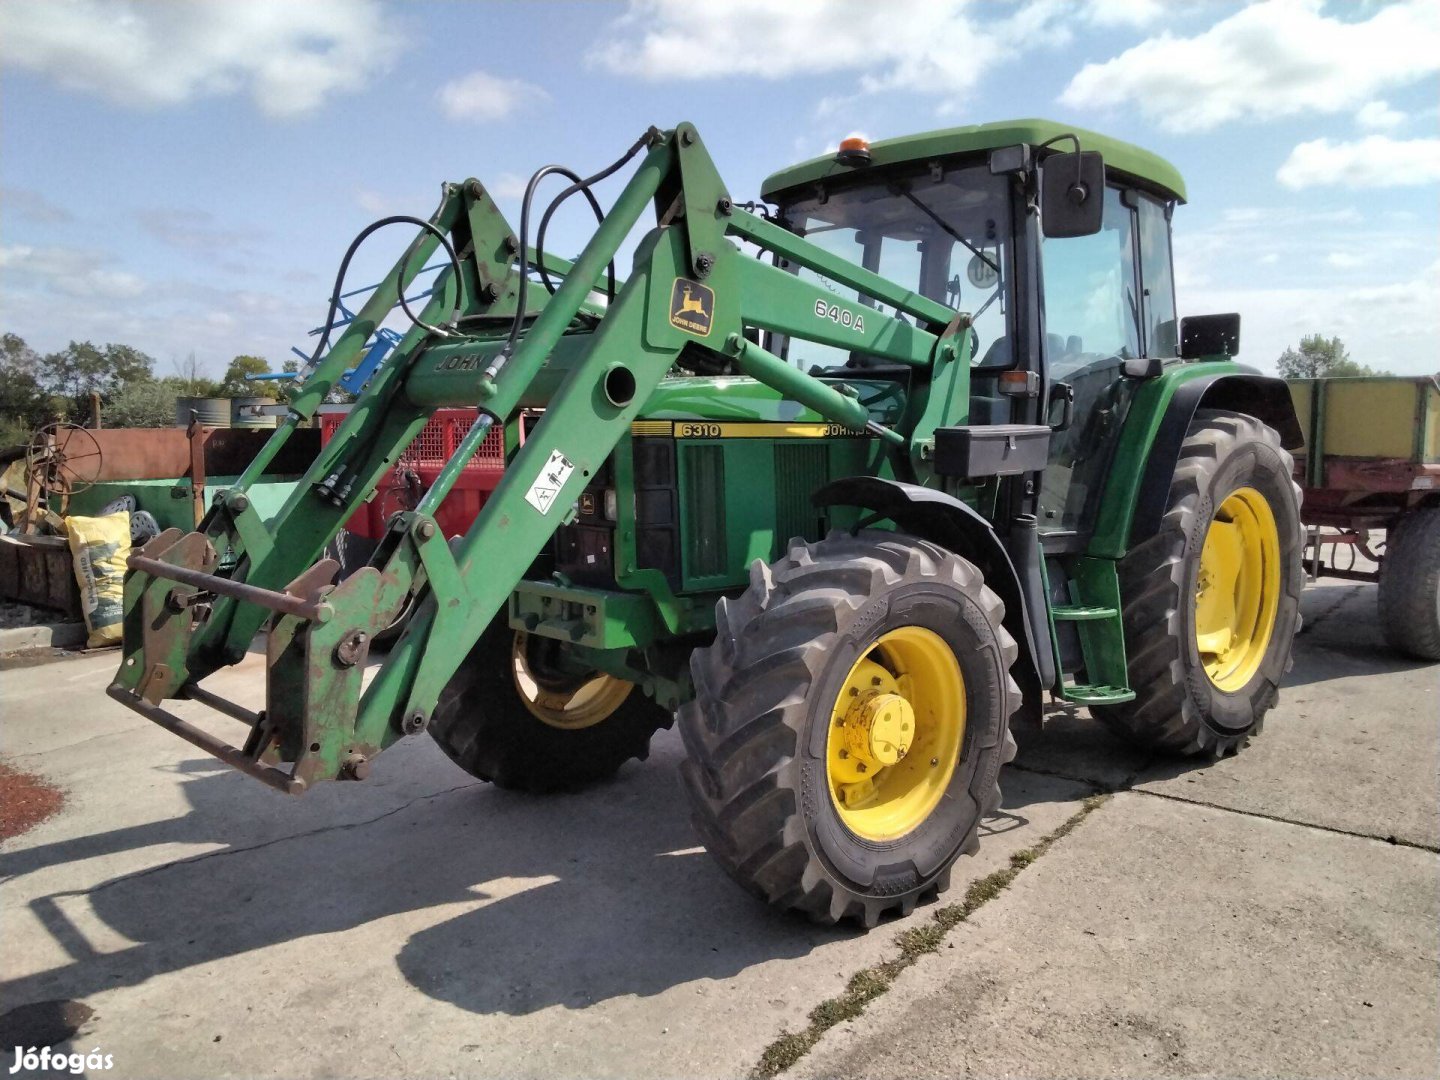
(760, 118), (1187, 203)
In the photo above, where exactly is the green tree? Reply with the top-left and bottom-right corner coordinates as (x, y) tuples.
(107, 376), (197, 428)
(1277, 334), (1389, 378)
(0, 334), (56, 444)
(219, 354), (270, 395)
(36, 340), (156, 418)
(219, 354), (290, 403)
(170, 352), (222, 397)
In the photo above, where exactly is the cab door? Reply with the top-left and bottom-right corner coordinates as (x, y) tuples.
(1037, 183), (1178, 544)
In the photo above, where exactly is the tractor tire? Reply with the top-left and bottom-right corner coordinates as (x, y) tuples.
(678, 531), (1020, 927)
(428, 616), (674, 792)
(1378, 507), (1440, 661)
(1093, 408), (1303, 757)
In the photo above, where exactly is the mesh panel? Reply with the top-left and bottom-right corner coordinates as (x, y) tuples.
(321, 408), (508, 470)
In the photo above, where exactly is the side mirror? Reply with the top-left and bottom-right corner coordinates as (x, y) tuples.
(1179, 313), (1241, 359)
(1041, 152), (1105, 238)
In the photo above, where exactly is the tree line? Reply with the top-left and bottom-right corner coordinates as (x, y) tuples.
(1276, 334), (1389, 379)
(0, 333), (294, 446)
(0, 328), (1400, 448)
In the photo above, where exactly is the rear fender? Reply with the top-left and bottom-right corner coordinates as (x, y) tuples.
(813, 476), (1044, 727)
(1128, 372), (1302, 548)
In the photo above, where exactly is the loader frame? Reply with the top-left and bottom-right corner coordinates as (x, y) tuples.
(110, 123), (985, 792)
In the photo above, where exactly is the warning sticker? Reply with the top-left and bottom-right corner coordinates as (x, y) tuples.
(524, 449), (575, 515)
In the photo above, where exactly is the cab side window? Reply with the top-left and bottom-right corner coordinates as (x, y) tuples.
(1137, 195), (1178, 358)
(1039, 185), (1139, 377)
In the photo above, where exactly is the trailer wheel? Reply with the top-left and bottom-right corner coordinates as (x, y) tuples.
(1094, 409), (1303, 757)
(1378, 507), (1440, 660)
(428, 617), (673, 792)
(678, 531), (1019, 927)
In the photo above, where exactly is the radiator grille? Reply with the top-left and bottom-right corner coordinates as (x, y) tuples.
(682, 444), (727, 580)
(774, 443), (830, 546)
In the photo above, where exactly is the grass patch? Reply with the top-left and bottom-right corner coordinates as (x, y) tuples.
(751, 793), (1110, 1078)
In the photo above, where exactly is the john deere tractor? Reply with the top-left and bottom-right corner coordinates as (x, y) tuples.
(111, 120), (1304, 926)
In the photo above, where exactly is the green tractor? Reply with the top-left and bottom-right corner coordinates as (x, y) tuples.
(111, 119), (1304, 926)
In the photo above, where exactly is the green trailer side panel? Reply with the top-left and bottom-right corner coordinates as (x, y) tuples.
(1290, 376), (1440, 464)
(68, 477), (301, 534)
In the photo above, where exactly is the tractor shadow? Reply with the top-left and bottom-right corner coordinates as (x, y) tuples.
(15, 610), (1381, 1024)
(1, 733), (839, 1019)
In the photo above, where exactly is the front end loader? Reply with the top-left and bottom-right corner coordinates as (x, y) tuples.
(110, 119), (1304, 925)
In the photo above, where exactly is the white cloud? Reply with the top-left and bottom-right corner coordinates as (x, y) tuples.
(0, 244), (148, 300)
(591, 0), (1082, 106)
(1186, 261), (1439, 376)
(436, 71), (547, 123)
(1356, 100), (1406, 132)
(1060, 0), (1440, 132)
(1325, 252), (1366, 270)
(355, 189), (392, 215)
(2, 187), (73, 225)
(135, 209), (262, 254)
(1277, 136), (1440, 189)
(487, 173), (531, 201)
(1080, 0), (1166, 28)
(0, 0), (399, 117)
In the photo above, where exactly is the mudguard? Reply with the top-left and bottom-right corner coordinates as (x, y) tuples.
(1129, 372), (1303, 548)
(813, 476), (1046, 726)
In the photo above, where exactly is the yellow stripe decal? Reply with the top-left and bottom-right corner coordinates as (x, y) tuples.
(630, 421), (867, 439)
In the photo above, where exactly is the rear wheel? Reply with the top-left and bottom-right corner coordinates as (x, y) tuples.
(1093, 409), (1303, 756)
(678, 532), (1020, 926)
(1378, 507), (1440, 660)
(428, 617), (674, 792)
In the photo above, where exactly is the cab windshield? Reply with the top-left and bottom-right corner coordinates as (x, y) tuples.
(776, 163), (1015, 372)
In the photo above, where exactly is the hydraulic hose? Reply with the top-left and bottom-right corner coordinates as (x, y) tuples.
(506, 129), (658, 355)
(303, 213), (465, 373)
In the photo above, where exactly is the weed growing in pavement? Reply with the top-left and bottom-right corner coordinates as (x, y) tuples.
(751, 793), (1111, 1078)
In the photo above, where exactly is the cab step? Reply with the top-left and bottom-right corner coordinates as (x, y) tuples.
(1050, 604), (1118, 621)
(1060, 683), (1136, 705)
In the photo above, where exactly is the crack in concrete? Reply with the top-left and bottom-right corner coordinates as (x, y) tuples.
(1007, 752), (1156, 796)
(5, 723), (158, 761)
(751, 794), (1113, 1078)
(1298, 586), (1358, 636)
(1011, 754), (1435, 854)
(1128, 786), (1439, 853)
(70, 781), (479, 896)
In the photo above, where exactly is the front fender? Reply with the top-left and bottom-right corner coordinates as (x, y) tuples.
(813, 476), (1046, 724)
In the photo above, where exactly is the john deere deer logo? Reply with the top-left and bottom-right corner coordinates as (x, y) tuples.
(669, 278), (715, 337)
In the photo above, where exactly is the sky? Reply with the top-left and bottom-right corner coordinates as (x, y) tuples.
(1, 0), (1436, 379)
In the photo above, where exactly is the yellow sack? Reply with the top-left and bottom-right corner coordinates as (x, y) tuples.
(64, 512), (131, 648)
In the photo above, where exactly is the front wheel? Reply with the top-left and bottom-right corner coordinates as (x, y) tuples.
(428, 618), (674, 792)
(678, 532), (1020, 927)
(1094, 408), (1303, 757)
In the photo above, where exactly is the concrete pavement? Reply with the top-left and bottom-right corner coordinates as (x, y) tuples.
(1, 577), (1435, 1078)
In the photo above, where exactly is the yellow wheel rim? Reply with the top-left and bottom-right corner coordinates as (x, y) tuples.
(826, 626), (965, 842)
(1195, 487), (1281, 692)
(511, 632), (633, 731)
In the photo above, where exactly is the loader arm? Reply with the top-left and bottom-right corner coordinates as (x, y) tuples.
(110, 122), (972, 793)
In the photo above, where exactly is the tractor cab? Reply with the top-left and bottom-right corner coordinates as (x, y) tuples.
(761, 120), (1193, 542)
